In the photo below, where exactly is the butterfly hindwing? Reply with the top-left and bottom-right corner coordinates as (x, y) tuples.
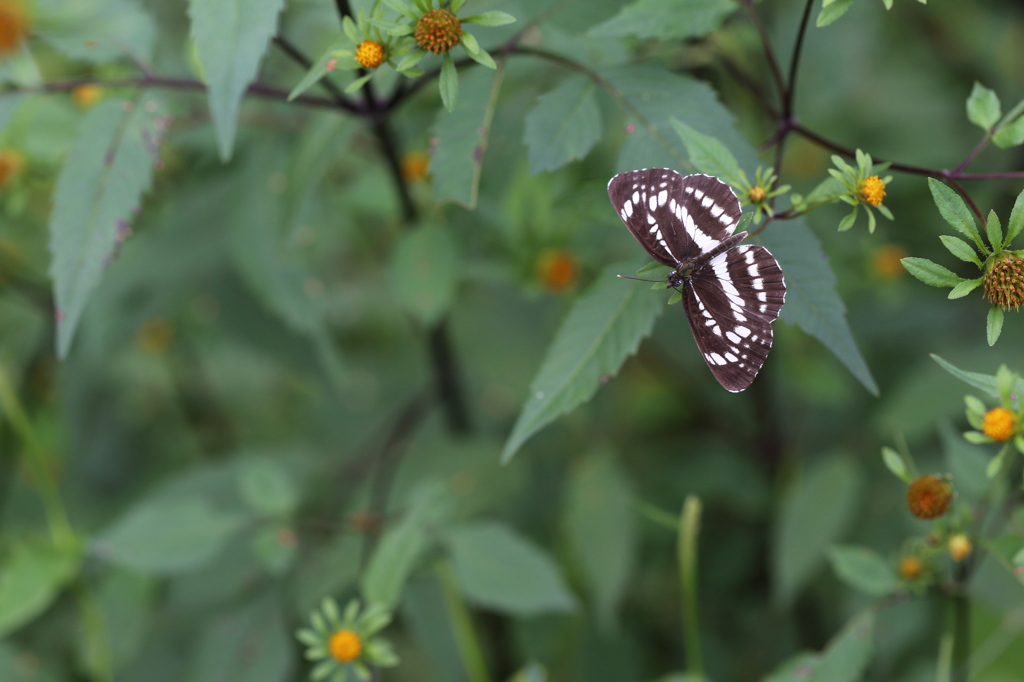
(682, 244), (786, 392)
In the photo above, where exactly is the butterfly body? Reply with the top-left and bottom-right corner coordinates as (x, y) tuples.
(607, 169), (786, 392)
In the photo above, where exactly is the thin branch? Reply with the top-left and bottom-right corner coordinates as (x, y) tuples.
(272, 35), (359, 111)
(784, 0), (816, 117)
(790, 123), (939, 175)
(741, 0), (786, 101)
(955, 133), (991, 173)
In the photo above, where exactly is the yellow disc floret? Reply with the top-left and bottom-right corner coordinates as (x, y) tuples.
(329, 629), (362, 663)
(983, 253), (1024, 311)
(0, 1), (29, 56)
(748, 186), (767, 203)
(982, 406), (1016, 442)
(415, 8), (462, 54)
(355, 40), (385, 69)
(72, 84), (103, 109)
(401, 151), (431, 182)
(859, 175), (886, 206)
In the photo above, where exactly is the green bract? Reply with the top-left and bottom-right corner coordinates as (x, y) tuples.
(296, 598), (398, 682)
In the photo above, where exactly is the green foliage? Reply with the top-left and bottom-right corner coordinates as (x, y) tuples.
(389, 222), (462, 327)
(827, 545), (900, 597)
(0, 540), (81, 638)
(966, 82), (1001, 131)
(589, 0), (739, 41)
(523, 76), (602, 175)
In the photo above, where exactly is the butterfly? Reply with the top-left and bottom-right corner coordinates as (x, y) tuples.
(607, 169), (786, 392)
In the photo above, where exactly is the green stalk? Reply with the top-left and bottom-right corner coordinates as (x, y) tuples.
(0, 364), (75, 549)
(678, 495), (704, 680)
(437, 560), (491, 682)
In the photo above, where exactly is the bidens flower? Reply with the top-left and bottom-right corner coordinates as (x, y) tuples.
(296, 598), (398, 682)
(982, 406), (1016, 442)
(983, 252), (1024, 311)
(414, 8), (462, 54)
(899, 555), (924, 580)
(354, 40), (386, 69)
(906, 474), (952, 520)
(858, 175), (886, 206)
(537, 249), (578, 293)
(72, 84), (103, 109)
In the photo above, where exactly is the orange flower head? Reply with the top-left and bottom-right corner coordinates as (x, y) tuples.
(948, 534), (972, 562)
(899, 555), (924, 580)
(355, 40), (385, 69)
(72, 84), (103, 109)
(0, 149), (24, 188)
(329, 629), (362, 663)
(135, 318), (174, 355)
(537, 249), (578, 293)
(872, 244), (908, 280)
(748, 186), (767, 203)
(415, 8), (462, 54)
(0, 1), (29, 56)
(906, 474), (952, 520)
(859, 175), (886, 206)
(401, 151), (430, 182)
(983, 253), (1024, 311)
(982, 406), (1016, 442)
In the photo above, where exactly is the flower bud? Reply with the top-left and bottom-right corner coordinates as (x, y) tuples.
(906, 474), (952, 520)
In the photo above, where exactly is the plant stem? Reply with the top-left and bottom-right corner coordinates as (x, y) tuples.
(742, 0), (785, 102)
(784, 0), (816, 118)
(678, 496), (704, 680)
(951, 578), (971, 682)
(438, 560), (492, 682)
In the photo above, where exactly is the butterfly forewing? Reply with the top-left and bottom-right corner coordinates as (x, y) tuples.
(684, 244), (786, 392)
(607, 168), (786, 392)
(607, 169), (742, 268)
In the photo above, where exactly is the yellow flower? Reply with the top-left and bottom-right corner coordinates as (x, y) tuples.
(401, 151), (430, 182)
(329, 629), (362, 663)
(0, 1), (29, 56)
(0, 149), (24, 188)
(747, 186), (767, 203)
(537, 249), (578, 293)
(899, 555), (923, 580)
(982, 406), (1016, 442)
(72, 84), (103, 109)
(872, 244), (908, 280)
(355, 40), (385, 69)
(948, 534), (972, 562)
(905, 475), (952, 520)
(415, 8), (463, 54)
(858, 175), (886, 206)
(983, 253), (1024, 311)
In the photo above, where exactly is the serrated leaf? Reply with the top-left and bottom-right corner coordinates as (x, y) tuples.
(828, 546), (900, 597)
(0, 540), (81, 638)
(930, 354), (1024, 398)
(774, 455), (863, 606)
(967, 82), (1001, 130)
(816, 0), (855, 27)
(187, 0), (286, 160)
(948, 279), (981, 299)
(49, 97), (166, 359)
(564, 452), (635, 631)
(287, 35), (350, 101)
(444, 521), (576, 616)
(523, 76), (602, 174)
(670, 118), (745, 188)
(389, 223), (461, 327)
(761, 220), (878, 395)
(439, 52), (458, 112)
(986, 210), (1003, 251)
(938, 235), (982, 266)
(987, 305), (1004, 346)
(34, 0), (156, 65)
(881, 447), (910, 482)
(992, 116), (1024, 149)
(900, 257), (963, 288)
(502, 262), (664, 462)
(97, 497), (246, 575)
(589, 0), (738, 40)
(461, 11), (517, 26)
(928, 178), (984, 249)
(1007, 186), (1024, 246)
(431, 66), (502, 208)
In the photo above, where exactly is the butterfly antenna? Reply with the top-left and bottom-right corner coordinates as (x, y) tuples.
(616, 274), (663, 283)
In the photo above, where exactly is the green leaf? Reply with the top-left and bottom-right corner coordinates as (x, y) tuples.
(773, 455), (863, 606)
(459, 33), (496, 69)
(189, 595), (293, 682)
(827, 546), (900, 597)
(0, 43), (41, 87)
(237, 459), (298, 517)
(344, 73), (373, 94)
(900, 257), (963, 288)
(49, 97), (167, 359)
(930, 354), (1024, 398)
(389, 223), (462, 327)
(0, 540), (81, 638)
(816, 0), (855, 27)
(431, 66), (502, 208)
(287, 35), (350, 101)
(444, 521), (577, 616)
(967, 82), (1001, 130)
(34, 0), (156, 65)
(1007, 186), (1024, 246)
(985, 536), (1024, 587)
(881, 447), (911, 483)
(987, 305), (1004, 346)
(589, 0), (738, 40)
(564, 452), (635, 631)
(460, 11), (517, 26)
(502, 261), (665, 462)
(948, 279), (981, 299)
(761, 220), (878, 395)
(986, 210), (1003, 251)
(764, 613), (874, 682)
(992, 116), (1024, 148)
(670, 119), (745, 188)
(837, 206), (857, 232)
(928, 178), (984, 250)
(187, 0), (286, 160)
(439, 52), (459, 112)
(523, 76), (602, 174)
(97, 497), (246, 575)
(938, 235), (981, 266)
